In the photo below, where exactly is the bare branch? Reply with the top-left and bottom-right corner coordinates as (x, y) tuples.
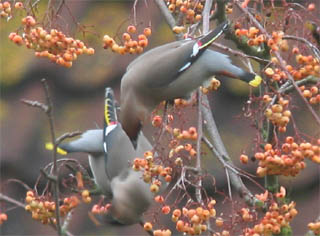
(40, 78), (62, 235)
(21, 99), (48, 112)
(201, 96), (259, 207)
(211, 42), (270, 64)
(283, 35), (320, 60)
(56, 131), (82, 146)
(195, 91), (203, 203)
(0, 193), (26, 209)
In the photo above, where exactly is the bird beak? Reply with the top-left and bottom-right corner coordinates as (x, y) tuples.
(249, 75), (262, 87)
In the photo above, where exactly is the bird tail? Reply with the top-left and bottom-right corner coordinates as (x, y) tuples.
(45, 142), (68, 155)
(198, 20), (229, 49)
(239, 72), (262, 87)
(104, 87), (118, 127)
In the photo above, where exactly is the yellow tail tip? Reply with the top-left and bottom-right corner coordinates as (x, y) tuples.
(249, 75), (262, 87)
(45, 142), (67, 155)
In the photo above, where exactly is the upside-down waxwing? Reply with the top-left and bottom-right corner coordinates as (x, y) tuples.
(120, 21), (262, 144)
(57, 88), (160, 225)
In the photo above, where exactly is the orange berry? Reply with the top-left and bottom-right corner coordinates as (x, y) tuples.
(127, 25), (136, 34)
(308, 3), (315, 11)
(187, 209), (196, 219)
(195, 14), (202, 21)
(240, 154), (249, 164)
(173, 209), (182, 218)
(137, 34), (147, 41)
(168, 3), (175, 12)
(189, 148), (197, 157)
(292, 47), (299, 54)
(154, 195), (164, 203)
(122, 32), (131, 41)
(3, 1), (10, 8)
(0, 213), (8, 222)
(14, 2), (23, 9)
(152, 115), (162, 127)
(310, 86), (319, 95)
(83, 196), (92, 203)
(12, 35), (23, 45)
(81, 190), (90, 198)
(180, 5), (187, 13)
(162, 205), (171, 214)
(280, 40), (289, 51)
(303, 89), (312, 98)
(86, 48), (95, 55)
(265, 67), (275, 77)
(165, 175), (172, 182)
(176, 220), (184, 232)
(216, 217), (224, 227)
(138, 39), (148, 48)
(143, 27), (152, 37)
(150, 184), (159, 193)
(144, 222), (153, 231)
(172, 26), (185, 34)
(264, 143), (273, 151)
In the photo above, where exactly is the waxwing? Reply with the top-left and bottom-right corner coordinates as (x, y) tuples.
(57, 88), (159, 225)
(120, 21), (262, 144)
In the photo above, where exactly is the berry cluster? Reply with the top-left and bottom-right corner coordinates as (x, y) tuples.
(172, 201), (217, 235)
(133, 151), (173, 193)
(25, 191), (79, 224)
(243, 201), (298, 236)
(8, 16), (94, 67)
(263, 96), (291, 133)
(164, 0), (204, 25)
(291, 50), (320, 80)
(264, 66), (288, 82)
(174, 98), (191, 107)
(240, 208), (254, 222)
(0, 1), (11, 18)
(265, 49), (320, 83)
(234, 25), (266, 47)
(168, 140), (197, 161)
(200, 78), (221, 94)
(173, 126), (198, 141)
(299, 84), (320, 105)
(255, 137), (320, 177)
(91, 203), (111, 215)
(308, 220), (320, 235)
(103, 26), (151, 55)
(0, 212), (8, 225)
(153, 229), (172, 236)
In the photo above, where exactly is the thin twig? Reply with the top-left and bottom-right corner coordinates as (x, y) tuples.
(21, 99), (48, 112)
(283, 35), (320, 60)
(0, 193), (26, 209)
(195, 91), (203, 203)
(56, 131), (82, 146)
(211, 42), (270, 64)
(41, 78), (63, 235)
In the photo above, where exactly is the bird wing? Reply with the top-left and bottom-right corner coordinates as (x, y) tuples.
(103, 88), (137, 180)
(125, 21), (228, 89)
(58, 129), (103, 154)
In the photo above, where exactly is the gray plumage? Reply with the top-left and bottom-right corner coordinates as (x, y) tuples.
(58, 88), (160, 225)
(120, 22), (261, 142)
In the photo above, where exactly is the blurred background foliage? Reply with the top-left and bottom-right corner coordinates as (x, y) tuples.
(0, 0), (319, 235)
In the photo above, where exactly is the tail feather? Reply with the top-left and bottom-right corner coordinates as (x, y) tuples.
(104, 88), (118, 127)
(198, 21), (229, 50)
